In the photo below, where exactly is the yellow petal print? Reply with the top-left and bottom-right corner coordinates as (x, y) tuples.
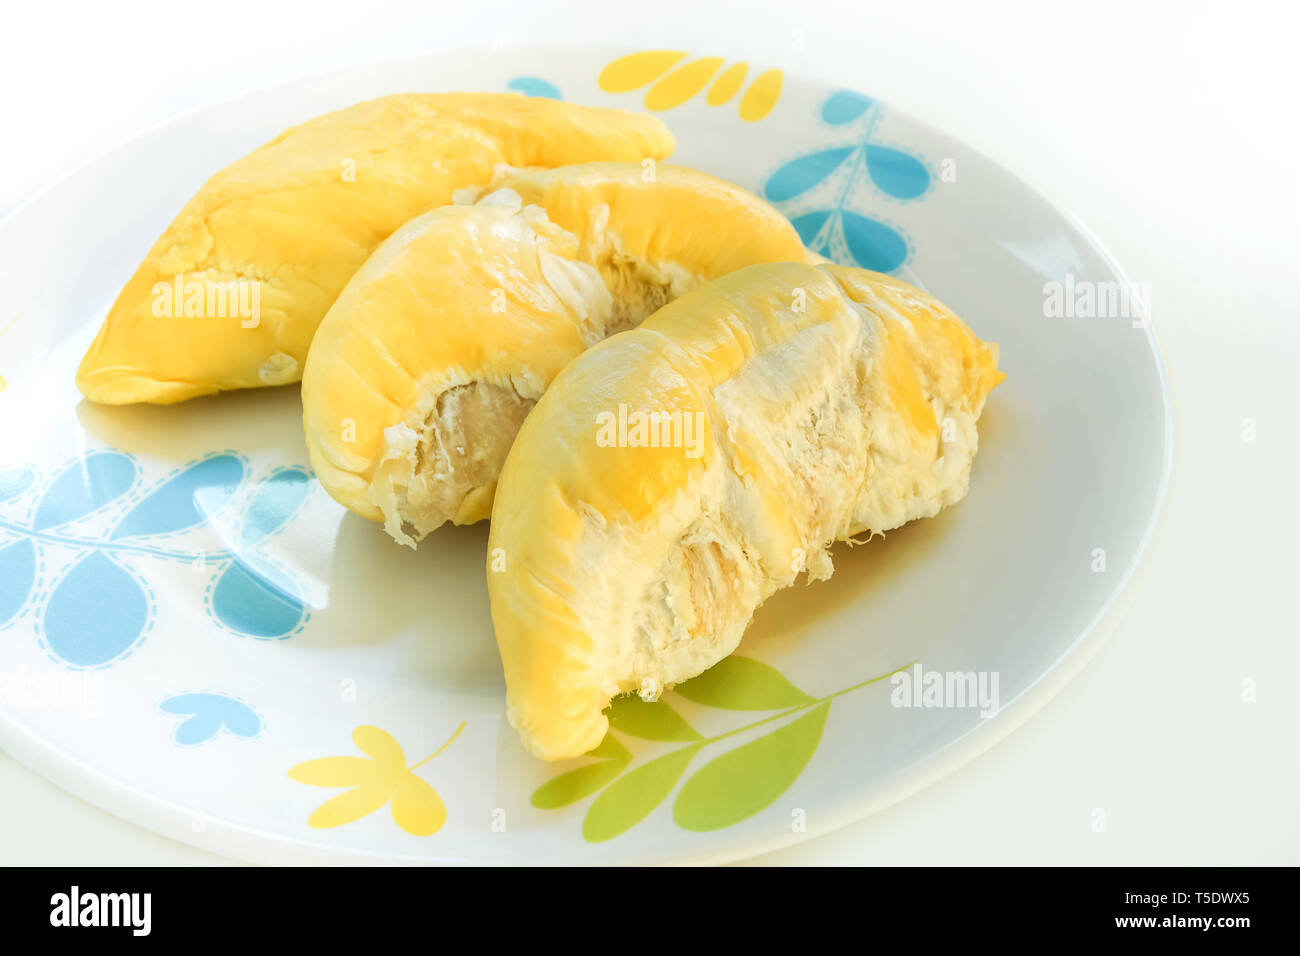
(738, 69), (783, 121)
(391, 774), (447, 837)
(288, 721), (465, 836)
(598, 51), (783, 121)
(707, 62), (748, 106)
(644, 57), (725, 111)
(308, 783), (393, 829)
(352, 725), (405, 769)
(598, 50), (689, 93)
(288, 755), (380, 787)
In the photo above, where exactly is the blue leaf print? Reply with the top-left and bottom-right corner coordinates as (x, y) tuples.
(821, 90), (873, 125)
(0, 538), (36, 626)
(764, 147), (854, 203)
(240, 467), (311, 551)
(0, 466), (34, 504)
(160, 692), (261, 745)
(507, 76), (563, 100)
(111, 454), (244, 540)
(211, 554), (304, 639)
(865, 145), (930, 200)
(32, 451), (136, 531)
(841, 210), (909, 273)
(789, 210), (833, 249)
(43, 551), (149, 667)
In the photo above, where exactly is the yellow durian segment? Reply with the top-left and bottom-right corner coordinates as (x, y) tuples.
(644, 57), (725, 110)
(302, 198), (607, 542)
(77, 93), (675, 405)
(502, 164), (809, 310)
(598, 51), (690, 93)
(486, 262), (1003, 760)
(738, 69), (784, 121)
(302, 163), (810, 546)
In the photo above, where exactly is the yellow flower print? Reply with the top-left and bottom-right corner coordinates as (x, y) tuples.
(598, 51), (783, 121)
(288, 722), (465, 836)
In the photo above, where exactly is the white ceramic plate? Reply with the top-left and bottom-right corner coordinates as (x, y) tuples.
(0, 45), (1170, 864)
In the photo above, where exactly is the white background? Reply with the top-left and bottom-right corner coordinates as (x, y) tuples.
(1, 0), (1296, 865)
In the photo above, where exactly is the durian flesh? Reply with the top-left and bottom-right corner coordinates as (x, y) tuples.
(486, 262), (1005, 760)
(300, 163), (809, 546)
(76, 94), (674, 405)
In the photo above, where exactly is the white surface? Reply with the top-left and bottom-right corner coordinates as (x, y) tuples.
(0, 0), (1295, 865)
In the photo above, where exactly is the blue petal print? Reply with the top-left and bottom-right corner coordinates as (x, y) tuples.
(240, 467), (311, 550)
(43, 551), (148, 667)
(764, 147), (853, 202)
(32, 451), (137, 531)
(789, 210), (833, 249)
(821, 90), (873, 125)
(0, 538), (36, 626)
(211, 554), (304, 638)
(507, 76), (563, 100)
(0, 466), (34, 504)
(111, 454), (244, 540)
(160, 692), (261, 745)
(841, 211), (909, 273)
(865, 145), (930, 200)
